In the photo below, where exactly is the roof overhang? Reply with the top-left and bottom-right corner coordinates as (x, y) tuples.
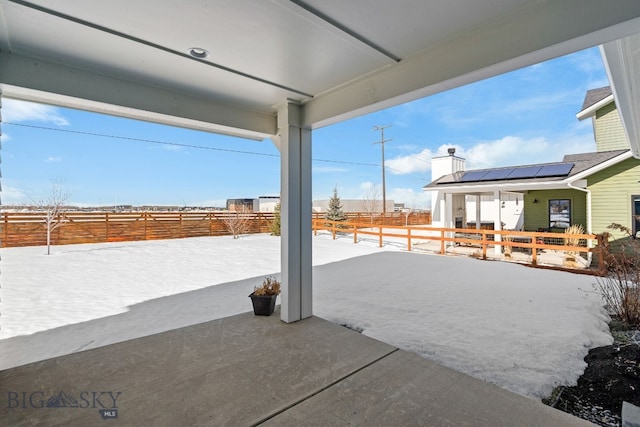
(2, 1), (640, 140)
(575, 94), (614, 121)
(602, 34), (640, 158)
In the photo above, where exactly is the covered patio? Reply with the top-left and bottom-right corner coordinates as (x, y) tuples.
(1, 1), (640, 424)
(0, 309), (593, 426)
(2, 1), (640, 323)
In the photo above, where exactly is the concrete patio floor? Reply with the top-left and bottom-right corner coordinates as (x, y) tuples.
(0, 309), (593, 426)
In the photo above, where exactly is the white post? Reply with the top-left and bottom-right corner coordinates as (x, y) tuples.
(277, 100), (312, 323)
(494, 190), (502, 255)
(475, 195), (481, 230)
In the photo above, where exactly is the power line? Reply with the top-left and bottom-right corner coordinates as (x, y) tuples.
(4, 122), (387, 168)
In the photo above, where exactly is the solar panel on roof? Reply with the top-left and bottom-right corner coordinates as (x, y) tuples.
(535, 163), (574, 177)
(480, 168), (513, 181)
(459, 170), (490, 182)
(506, 166), (542, 179)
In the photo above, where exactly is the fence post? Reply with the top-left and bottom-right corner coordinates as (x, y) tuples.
(596, 233), (609, 275)
(481, 231), (487, 260)
(353, 224), (357, 243)
(332, 222), (336, 240)
(379, 226), (383, 248)
(440, 229), (445, 254)
(105, 212), (109, 242)
(407, 228), (412, 251)
(531, 234), (538, 266)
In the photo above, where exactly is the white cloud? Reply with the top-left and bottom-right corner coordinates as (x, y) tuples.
(456, 135), (595, 169)
(383, 132), (597, 181)
(3, 99), (69, 126)
(385, 148), (433, 175)
(1, 185), (29, 204)
(46, 156), (63, 163)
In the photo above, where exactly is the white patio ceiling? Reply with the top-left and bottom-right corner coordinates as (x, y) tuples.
(2, 0), (640, 147)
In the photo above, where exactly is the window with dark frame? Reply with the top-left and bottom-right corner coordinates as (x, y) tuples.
(633, 195), (640, 238)
(549, 199), (571, 229)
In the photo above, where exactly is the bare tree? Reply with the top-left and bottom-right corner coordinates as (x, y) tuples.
(361, 184), (381, 224)
(34, 183), (70, 255)
(222, 212), (252, 239)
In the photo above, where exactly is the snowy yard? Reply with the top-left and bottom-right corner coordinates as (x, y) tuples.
(0, 233), (612, 399)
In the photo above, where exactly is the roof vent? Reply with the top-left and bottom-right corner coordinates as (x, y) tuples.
(447, 147), (456, 156)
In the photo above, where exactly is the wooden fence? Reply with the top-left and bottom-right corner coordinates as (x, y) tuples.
(0, 211), (275, 248)
(313, 218), (605, 273)
(0, 211), (431, 248)
(312, 211), (431, 226)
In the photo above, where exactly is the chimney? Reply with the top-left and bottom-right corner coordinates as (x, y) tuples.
(431, 148), (465, 183)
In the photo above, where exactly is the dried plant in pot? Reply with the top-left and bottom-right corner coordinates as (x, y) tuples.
(249, 276), (281, 316)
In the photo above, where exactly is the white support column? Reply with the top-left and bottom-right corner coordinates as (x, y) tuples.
(277, 100), (312, 323)
(494, 190), (503, 255)
(475, 195), (481, 230)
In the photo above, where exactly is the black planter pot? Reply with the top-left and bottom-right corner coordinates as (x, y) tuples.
(249, 293), (277, 316)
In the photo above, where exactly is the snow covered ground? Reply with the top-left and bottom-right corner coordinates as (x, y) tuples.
(0, 233), (612, 399)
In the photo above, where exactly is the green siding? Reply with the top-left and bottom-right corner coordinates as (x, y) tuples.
(523, 189), (586, 232)
(588, 157), (640, 240)
(595, 102), (629, 151)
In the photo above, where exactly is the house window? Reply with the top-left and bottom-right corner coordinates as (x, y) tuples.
(633, 195), (640, 238)
(549, 199), (571, 229)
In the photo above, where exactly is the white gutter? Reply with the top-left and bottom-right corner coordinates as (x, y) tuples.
(575, 94), (614, 121)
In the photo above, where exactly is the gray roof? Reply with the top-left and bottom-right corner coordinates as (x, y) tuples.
(580, 86), (612, 112)
(424, 149), (629, 189)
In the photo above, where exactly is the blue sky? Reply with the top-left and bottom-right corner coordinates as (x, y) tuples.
(1, 47), (608, 209)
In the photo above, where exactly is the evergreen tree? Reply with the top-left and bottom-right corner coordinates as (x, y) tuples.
(325, 186), (347, 222)
(269, 202), (281, 236)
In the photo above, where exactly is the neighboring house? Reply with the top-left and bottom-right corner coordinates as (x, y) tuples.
(227, 196), (281, 212)
(424, 86), (640, 241)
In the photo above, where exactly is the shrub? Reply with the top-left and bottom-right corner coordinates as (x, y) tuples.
(595, 223), (640, 326)
(254, 276), (281, 296)
(269, 203), (281, 236)
(564, 224), (585, 261)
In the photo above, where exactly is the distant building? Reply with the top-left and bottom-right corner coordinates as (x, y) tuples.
(226, 196), (280, 212)
(227, 198), (256, 212)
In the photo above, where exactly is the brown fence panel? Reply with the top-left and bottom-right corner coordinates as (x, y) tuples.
(0, 211), (278, 248)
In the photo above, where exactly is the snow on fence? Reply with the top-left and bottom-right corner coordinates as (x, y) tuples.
(313, 218), (605, 273)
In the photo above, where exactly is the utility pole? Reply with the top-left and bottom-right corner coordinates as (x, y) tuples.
(373, 125), (392, 215)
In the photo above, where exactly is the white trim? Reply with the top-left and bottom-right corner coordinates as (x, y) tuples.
(575, 94), (614, 120)
(602, 35), (640, 159)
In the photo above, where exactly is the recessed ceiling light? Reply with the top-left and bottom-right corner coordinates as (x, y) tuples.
(188, 47), (208, 59)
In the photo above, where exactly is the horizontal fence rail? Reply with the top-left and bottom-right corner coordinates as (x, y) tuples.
(0, 211), (275, 248)
(0, 211), (431, 248)
(312, 218), (603, 273)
